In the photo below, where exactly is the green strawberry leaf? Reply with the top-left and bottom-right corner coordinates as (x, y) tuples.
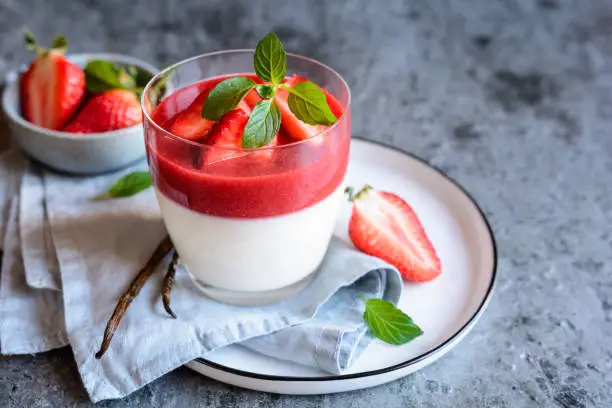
(84, 60), (130, 93)
(123, 65), (140, 86)
(253, 32), (286, 84)
(118, 68), (137, 89)
(242, 99), (281, 148)
(132, 66), (157, 89)
(24, 29), (67, 55)
(202, 77), (257, 120)
(286, 81), (337, 125)
(363, 298), (423, 345)
(50, 35), (68, 52)
(24, 30), (37, 52)
(94, 171), (152, 200)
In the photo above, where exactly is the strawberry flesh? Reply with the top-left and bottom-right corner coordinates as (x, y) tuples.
(21, 51), (85, 130)
(168, 87), (215, 141)
(200, 108), (250, 166)
(348, 188), (441, 282)
(243, 88), (262, 109)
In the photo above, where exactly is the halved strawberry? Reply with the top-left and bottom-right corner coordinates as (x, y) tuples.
(63, 89), (141, 133)
(20, 32), (85, 130)
(347, 186), (441, 282)
(274, 75), (343, 142)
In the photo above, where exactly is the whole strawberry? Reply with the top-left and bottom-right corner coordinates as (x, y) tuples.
(346, 185), (442, 282)
(20, 31), (85, 130)
(63, 89), (142, 133)
(63, 59), (149, 133)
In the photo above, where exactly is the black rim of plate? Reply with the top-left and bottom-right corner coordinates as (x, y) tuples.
(193, 136), (498, 382)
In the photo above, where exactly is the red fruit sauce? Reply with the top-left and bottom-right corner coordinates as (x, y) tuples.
(145, 74), (350, 218)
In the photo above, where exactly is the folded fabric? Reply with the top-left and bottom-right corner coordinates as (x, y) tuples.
(0, 152), (68, 354)
(0, 150), (26, 241)
(21, 161), (61, 290)
(1, 152), (402, 403)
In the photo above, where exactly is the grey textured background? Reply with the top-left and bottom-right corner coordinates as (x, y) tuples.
(1, 0), (611, 407)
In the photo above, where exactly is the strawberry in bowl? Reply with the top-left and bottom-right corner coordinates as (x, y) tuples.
(2, 31), (158, 174)
(63, 89), (142, 134)
(20, 32), (85, 131)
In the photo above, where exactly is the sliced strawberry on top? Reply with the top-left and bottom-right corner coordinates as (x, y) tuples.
(200, 108), (250, 166)
(237, 100), (252, 115)
(274, 75), (344, 142)
(168, 87), (215, 141)
(20, 33), (85, 130)
(347, 186), (441, 282)
(199, 101), (282, 167)
(243, 88), (262, 109)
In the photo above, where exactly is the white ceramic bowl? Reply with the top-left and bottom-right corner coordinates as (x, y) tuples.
(2, 53), (158, 175)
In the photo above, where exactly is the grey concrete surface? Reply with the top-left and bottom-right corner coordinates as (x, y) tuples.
(1, 0), (611, 406)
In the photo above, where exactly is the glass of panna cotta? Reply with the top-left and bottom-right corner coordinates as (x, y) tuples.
(142, 50), (351, 305)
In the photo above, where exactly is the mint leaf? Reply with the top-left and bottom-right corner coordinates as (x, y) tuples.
(202, 77), (256, 120)
(363, 298), (423, 345)
(242, 99), (281, 148)
(84, 60), (130, 93)
(94, 171), (152, 200)
(253, 32), (286, 84)
(257, 84), (275, 99)
(287, 81), (337, 125)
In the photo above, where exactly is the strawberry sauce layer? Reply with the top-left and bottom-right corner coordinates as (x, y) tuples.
(145, 74), (350, 219)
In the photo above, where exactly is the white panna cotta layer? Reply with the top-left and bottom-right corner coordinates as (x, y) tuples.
(155, 186), (343, 292)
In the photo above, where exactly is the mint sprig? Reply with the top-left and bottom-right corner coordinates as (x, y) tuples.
(93, 171), (152, 200)
(363, 297), (423, 345)
(201, 32), (338, 148)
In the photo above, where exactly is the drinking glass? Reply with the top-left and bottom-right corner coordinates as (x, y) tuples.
(142, 50), (351, 305)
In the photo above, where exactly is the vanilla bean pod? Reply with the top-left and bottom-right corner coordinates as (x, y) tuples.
(95, 235), (173, 359)
(162, 249), (179, 319)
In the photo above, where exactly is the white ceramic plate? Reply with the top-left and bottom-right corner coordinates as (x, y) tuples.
(185, 138), (497, 394)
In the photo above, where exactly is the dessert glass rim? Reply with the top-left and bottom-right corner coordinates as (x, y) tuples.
(142, 49), (352, 152)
